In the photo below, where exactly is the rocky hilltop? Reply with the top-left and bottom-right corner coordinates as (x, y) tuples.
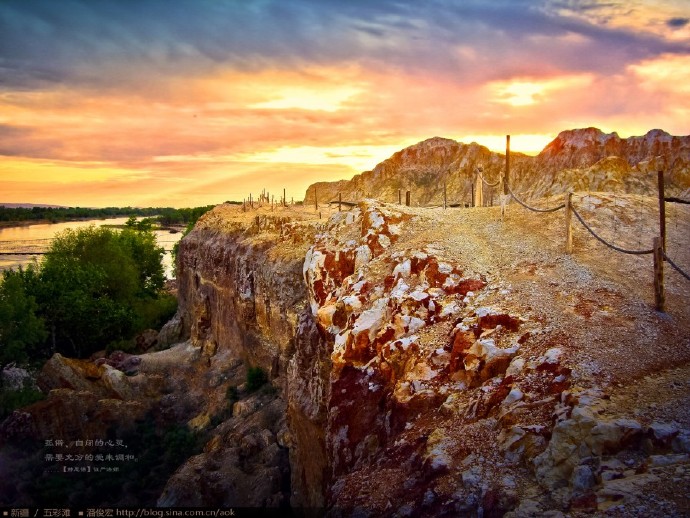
(304, 129), (690, 206)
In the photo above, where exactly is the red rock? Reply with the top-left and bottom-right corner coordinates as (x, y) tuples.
(449, 331), (474, 373)
(478, 313), (521, 332)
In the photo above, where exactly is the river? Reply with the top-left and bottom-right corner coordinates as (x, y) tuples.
(0, 218), (183, 278)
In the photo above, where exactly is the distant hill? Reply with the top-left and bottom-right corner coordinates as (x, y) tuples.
(304, 128), (690, 205)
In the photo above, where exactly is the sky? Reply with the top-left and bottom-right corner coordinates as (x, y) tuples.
(1, 0), (689, 208)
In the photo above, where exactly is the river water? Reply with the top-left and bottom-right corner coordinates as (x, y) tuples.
(0, 218), (183, 278)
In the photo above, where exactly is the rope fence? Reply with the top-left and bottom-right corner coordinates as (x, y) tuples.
(569, 206), (654, 255)
(506, 184), (566, 213)
(663, 251), (690, 282)
(476, 169), (501, 188)
(495, 166), (688, 312)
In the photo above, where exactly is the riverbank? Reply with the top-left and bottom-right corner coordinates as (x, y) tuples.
(0, 217), (119, 229)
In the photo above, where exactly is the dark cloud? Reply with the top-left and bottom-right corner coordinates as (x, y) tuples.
(0, 0), (688, 94)
(667, 17), (690, 28)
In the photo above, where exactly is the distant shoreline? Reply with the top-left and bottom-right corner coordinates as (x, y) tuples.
(0, 219), (186, 233)
(0, 217), (114, 230)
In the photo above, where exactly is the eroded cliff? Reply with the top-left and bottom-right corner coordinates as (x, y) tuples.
(172, 195), (690, 515)
(3, 194), (689, 515)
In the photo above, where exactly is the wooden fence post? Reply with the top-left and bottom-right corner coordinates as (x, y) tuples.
(405, 191), (411, 207)
(314, 187), (318, 211)
(284, 188), (287, 207)
(653, 236), (665, 311)
(443, 183), (447, 209)
(657, 171), (666, 251)
(399, 189), (402, 205)
(339, 193), (342, 212)
(504, 135), (510, 195)
(474, 171), (483, 208)
(565, 192), (573, 254)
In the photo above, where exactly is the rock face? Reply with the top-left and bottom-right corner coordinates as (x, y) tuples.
(287, 198), (690, 515)
(304, 128), (690, 205)
(175, 206), (317, 375)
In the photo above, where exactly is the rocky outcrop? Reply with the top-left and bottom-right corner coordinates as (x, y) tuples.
(304, 128), (690, 205)
(175, 206), (318, 375)
(289, 198), (690, 515)
(1, 346), (200, 445)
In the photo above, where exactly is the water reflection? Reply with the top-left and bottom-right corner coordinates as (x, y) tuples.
(0, 218), (183, 278)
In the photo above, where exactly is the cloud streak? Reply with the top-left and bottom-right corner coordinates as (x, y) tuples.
(2, 0), (688, 91)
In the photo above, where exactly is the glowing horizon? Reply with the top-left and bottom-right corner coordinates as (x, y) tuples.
(1, 1), (689, 208)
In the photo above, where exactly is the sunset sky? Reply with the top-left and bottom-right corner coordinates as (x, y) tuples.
(1, 0), (689, 208)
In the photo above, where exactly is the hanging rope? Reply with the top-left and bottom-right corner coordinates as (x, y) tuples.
(663, 251), (690, 282)
(505, 183), (566, 213)
(476, 169), (501, 188)
(570, 206), (653, 255)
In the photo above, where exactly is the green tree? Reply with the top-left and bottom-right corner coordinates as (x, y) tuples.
(32, 226), (168, 358)
(0, 266), (47, 365)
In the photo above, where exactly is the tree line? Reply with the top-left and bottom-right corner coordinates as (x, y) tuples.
(0, 204), (227, 225)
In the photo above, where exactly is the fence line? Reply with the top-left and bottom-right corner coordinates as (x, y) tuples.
(476, 169), (501, 188)
(569, 206), (654, 255)
(491, 158), (689, 312)
(663, 251), (690, 281)
(506, 184), (566, 213)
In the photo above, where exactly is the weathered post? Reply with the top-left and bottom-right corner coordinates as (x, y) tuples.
(339, 193), (342, 212)
(565, 192), (573, 254)
(474, 170), (483, 208)
(250, 193), (253, 209)
(653, 236), (665, 311)
(504, 135), (510, 195)
(405, 191), (411, 207)
(471, 180), (475, 208)
(399, 189), (402, 205)
(658, 171), (666, 251)
(443, 182), (447, 209)
(314, 187), (318, 211)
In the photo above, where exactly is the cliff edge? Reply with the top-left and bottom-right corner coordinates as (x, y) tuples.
(170, 195), (690, 515)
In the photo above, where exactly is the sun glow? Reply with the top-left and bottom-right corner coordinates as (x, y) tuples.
(487, 75), (594, 107)
(459, 134), (555, 156)
(249, 85), (363, 112)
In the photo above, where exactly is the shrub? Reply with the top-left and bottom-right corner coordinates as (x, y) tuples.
(0, 381), (45, 420)
(246, 366), (267, 393)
